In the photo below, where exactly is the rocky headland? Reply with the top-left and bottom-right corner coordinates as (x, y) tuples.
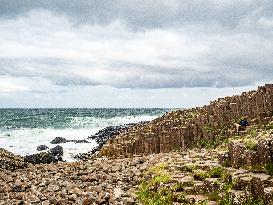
(1, 84), (273, 204)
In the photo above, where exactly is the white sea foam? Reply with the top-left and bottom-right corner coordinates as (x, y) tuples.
(0, 128), (99, 162)
(0, 114), (159, 161)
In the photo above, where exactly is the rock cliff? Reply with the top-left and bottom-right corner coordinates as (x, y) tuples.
(100, 84), (273, 158)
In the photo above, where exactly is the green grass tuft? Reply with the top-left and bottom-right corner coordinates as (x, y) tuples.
(136, 163), (173, 205)
(244, 139), (258, 150)
(265, 163), (273, 175)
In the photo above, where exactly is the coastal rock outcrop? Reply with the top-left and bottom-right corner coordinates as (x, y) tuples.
(88, 123), (141, 147)
(99, 84), (273, 158)
(2, 84), (273, 204)
(0, 148), (27, 171)
(219, 132), (273, 169)
(75, 123), (146, 160)
(24, 145), (63, 164)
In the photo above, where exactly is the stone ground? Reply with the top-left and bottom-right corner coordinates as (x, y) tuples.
(0, 154), (154, 205)
(1, 127), (273, 204)
(1, 146), (273, 205)
(136, 149), (273, 205)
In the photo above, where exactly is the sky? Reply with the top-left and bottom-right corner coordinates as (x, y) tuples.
(0, 0), (272, 108)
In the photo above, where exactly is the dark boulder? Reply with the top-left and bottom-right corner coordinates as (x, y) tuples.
(37, 145), (49, 151)
(51, 137), (90, 144)
(50, 145), (63, 156)
(88, 123), (145, 147)
(75, 122), (147, 161)
(24, 145), (64, 164)
(74, 145), (100, 161)
(51, 137), (67, 144)
(70, 139), (90, 144)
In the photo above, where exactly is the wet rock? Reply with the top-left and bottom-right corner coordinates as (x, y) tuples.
(88, 123), (147, 147)
(51, 137), (90, 145)
(37, 145), (49, 151)
(51, 137), (67, 144)
(24, 146), (63, 164)
(70, 139), (90, 143)
(50, 145), (63, 156)
(76, 123), (146, 160)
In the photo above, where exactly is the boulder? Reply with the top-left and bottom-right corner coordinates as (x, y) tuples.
(37, 145), (49, 151)
(24, 146), (63, 164)
(50, 145), (63, 156)
(51, 137), (90, 144)
(88, 124), (136, 147)
(51, 137), (67, 144)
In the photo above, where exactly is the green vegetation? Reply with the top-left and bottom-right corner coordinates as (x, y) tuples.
(249, 128), (258, 138)
(192, 166), (227, 181)
(193, 170), (209, 180)
(184, 163), (197, 172)
(187, 110), (200, 119)
(203, 125), (215, 133)
(244, 138), (258, 150)
(172, 181), (194, 192)
(136, 163), (173, 205)
(245, 164), (265, 173)
(206, 178), (265, 205)
(245, 162), (273, 175)
(208, 166), (226, 178)
(222, 158), (230, 167)
(199, 139), (220, 149)
(137, 184), (173, 205)
(265, 124), (273, 130)
(265, 162), (273, 175)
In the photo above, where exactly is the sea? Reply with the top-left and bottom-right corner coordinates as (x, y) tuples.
(0, 108), (170, 161)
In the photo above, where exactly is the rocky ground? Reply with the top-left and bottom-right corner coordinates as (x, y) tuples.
(1, 125), (273, 204)
(0, 149), (160, 205)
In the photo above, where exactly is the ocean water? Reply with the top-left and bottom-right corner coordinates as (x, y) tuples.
(0, 108), (169, 161)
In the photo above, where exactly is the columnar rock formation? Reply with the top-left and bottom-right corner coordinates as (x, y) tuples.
(100, 84), (273, 158)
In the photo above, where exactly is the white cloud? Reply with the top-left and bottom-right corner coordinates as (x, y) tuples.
(0, 10), (272, 90)
(0, 77), (29, 93)
(0, 2), (272, 107)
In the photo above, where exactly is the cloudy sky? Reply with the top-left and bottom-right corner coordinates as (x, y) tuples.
(0, 0), (272, 108)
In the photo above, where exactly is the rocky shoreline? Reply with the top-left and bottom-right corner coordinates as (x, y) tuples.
(18, 123), (144, 164)
(3, 129), (273, 204)
(2, 84), (273, 204)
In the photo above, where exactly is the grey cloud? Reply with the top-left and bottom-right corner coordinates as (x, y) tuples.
(0, 0), (272, 30)
(1, 57), (272, 89)
(0, 1), (272, 91)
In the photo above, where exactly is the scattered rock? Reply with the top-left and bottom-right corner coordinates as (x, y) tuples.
(88, 123), (146, 147)
(51, 137), (90, 144)
(24, 145), (63, 164)
(51, 137), (67, 144)
(37, 145), (49, 151)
